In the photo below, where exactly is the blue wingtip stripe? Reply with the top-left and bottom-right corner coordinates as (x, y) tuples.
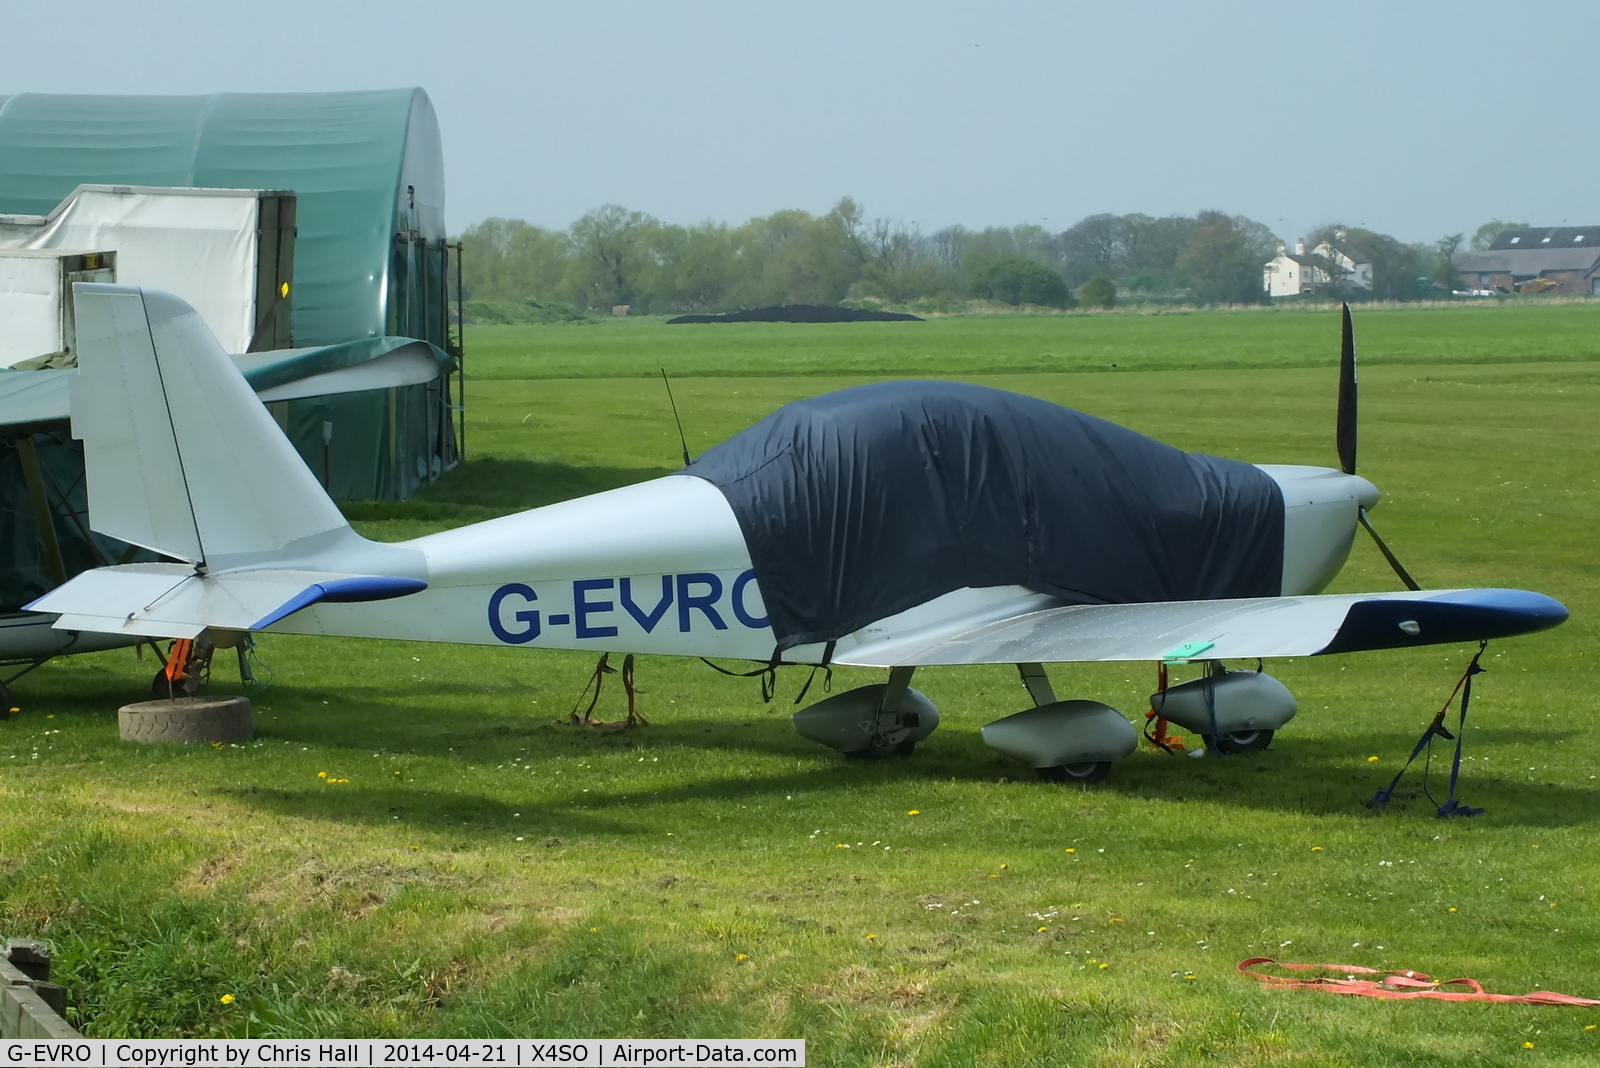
(1318, 588), (1568, 655)
(250, 576), (427, 631)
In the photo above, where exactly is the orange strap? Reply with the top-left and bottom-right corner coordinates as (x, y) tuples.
(164, 638), (193, 683)
(1144, 662), (1184, 752)
(1239, 958), (1600, 1006)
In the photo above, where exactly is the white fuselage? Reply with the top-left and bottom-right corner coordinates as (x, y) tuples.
(270, 465), (1381, 664)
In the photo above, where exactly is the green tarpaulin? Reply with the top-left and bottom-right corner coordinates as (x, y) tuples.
(0, 90), (462, 612)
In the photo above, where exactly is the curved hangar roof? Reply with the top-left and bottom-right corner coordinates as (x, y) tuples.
(0, 89), (444, 346)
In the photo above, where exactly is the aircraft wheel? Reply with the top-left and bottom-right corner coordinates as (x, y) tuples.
(152, 668), (207, 699)
(152, 669), (180, 699)
(1037, 761), (1111, 784)
(1202, 729), (1274, 754)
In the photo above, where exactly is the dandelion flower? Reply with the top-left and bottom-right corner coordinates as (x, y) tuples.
(1524, 1042), (1535, 1049)
(907, 810), (920, 816)
(736, 954), (749, 962)
(1312, 846), (1323, 852)
(1099, 963), (1109, 969)
(318, 771), (328, 778)
(220, 994), (235, 1005)
(1038, 926), (1048, 932)
(589, 928), (599, 933)
(866, 933), (877, 940)
(1586, 1024), (1596, 1031)
(1367, 756), (1379, 763)
(999, 863), (1008, 870)
(1065, 848), (1076, 854)
(409, 845), (420, 851)
(1448, 907), (1457, 912)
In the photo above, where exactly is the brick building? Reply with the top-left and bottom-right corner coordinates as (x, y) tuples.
(1453, 227), (1600, 294)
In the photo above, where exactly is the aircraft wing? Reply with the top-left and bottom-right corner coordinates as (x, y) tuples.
(27, 562), (426, 640)
(829, 588), (1567, 668)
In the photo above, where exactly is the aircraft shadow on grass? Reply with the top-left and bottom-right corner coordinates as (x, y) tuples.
(230, 695), (1600, 835)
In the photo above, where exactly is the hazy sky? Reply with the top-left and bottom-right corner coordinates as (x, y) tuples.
(4, 1), (1593, 243)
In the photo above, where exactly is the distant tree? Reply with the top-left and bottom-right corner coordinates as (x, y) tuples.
(1079, 274), (1117, 308)
(1176, 211), (1275, 304)
(1056, 213), (1119, 280)
(930, 225), (968, 274)
(1434, 233), (1465, 291)
(567, 204), (655, 308)
(1471, 220), (1527, 250)
(645, 222), (740, 312)
(460, 218), (569, 302)
(1337, 227), (1429, 301)
(972, 257), (1073, 307)
(1115, 213), (1196, 273)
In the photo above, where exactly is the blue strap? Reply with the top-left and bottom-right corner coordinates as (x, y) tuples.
(1428, 650), (1486, 818)
(1367, 643), (1487, 816)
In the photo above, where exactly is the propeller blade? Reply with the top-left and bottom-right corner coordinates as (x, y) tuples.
(1358, 507), (1421, 591)
(1337, 302), (1358, 475)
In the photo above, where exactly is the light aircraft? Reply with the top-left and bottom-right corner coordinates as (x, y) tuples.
(30, 285), (1567, 781)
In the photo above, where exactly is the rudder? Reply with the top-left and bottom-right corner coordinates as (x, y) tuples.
(70, 284), (350, 569)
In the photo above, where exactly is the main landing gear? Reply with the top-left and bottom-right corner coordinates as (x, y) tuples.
(790, 666), (941, 758)
(789, 659), (1298, 783)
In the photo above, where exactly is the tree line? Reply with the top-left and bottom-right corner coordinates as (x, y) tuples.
(459, 199), (1501, 318)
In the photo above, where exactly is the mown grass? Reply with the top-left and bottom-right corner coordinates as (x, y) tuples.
(2, 307), (1598, 1063)
(464, 300), (1600, 380)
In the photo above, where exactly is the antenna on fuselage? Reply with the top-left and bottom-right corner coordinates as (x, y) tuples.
(661, 368), (692, 468)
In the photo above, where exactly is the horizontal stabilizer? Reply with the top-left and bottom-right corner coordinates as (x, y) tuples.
(829, 588), (1568, 667)
(28, 563), (426, 640)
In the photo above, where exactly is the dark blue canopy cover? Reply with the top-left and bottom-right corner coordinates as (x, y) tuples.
(686, 381), (1284, 651)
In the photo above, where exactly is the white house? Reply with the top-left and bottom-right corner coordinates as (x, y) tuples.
(1263, 237), (1374, 297)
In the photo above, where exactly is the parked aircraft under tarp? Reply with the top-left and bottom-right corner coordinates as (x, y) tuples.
(28, 287), (1569, 780)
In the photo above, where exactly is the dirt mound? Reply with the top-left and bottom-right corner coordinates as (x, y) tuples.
(668, 304), (922, 324)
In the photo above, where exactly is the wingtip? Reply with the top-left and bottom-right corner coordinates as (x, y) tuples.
(1318, 588), (1568, 655)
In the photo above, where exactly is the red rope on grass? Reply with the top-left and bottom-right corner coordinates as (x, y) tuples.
(1238, 958), (1600, 1006)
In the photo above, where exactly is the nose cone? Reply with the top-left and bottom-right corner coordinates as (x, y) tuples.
(1351, 475), (1380, 510)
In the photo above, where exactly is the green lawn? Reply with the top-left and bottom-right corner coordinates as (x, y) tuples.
(3, 306), (1599, 1063)
(464, 300), (1600, 380)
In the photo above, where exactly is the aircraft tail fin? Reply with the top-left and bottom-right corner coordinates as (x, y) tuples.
(69, 284), (350, 569)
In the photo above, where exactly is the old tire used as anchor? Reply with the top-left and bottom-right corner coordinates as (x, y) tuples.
(118, 696), (253, 744)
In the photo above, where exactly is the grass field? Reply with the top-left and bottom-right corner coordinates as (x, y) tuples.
(464, 301), (1600, 380)
(3, 303), (1599, 1064)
